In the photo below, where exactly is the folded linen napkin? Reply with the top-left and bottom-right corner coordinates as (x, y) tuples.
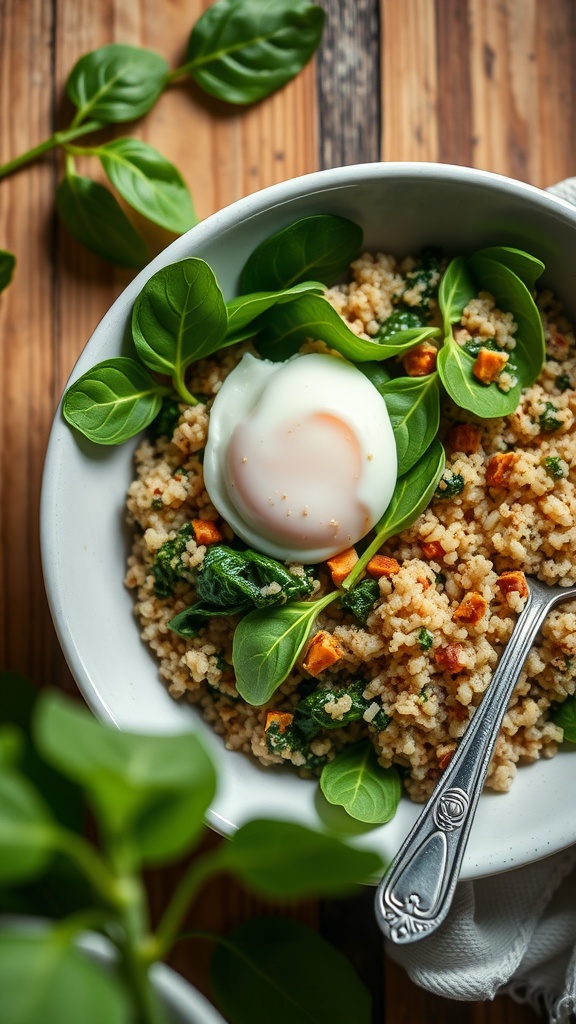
(389, 179), (576, 1022)
(387, 845), (576, 1020)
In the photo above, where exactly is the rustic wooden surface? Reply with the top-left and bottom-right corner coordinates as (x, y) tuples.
(2, 0), (575, 1019)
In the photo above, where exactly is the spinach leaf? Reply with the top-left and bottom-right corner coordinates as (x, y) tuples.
(0, 927), (130, 1024)
(256, 291), (440, 362)
(96, 138), (197, 234)
(218, 823), (382, 898)
(382, 372), (441, 475)
(132, 258), (228, 398)
(320, 740), (402, 823)
(66, 43), (169, 125)
(225, 280), (325, 336)
(473, 245), (545, 290)
(438, 255), (476, 335)
(168, 544), (315, 636)
(357, 361), (391, 394)
(437, 336), (521, 417)
(56, 174), (148, 268)
(210, 917), (372, 1024)
(183, 0), (325, 105)
(0, 770), (56, 885)
(62, 357), (169, 445)
(344, 438), (446, 590)
(552, 696), (576, 743)
(468, 254), (545, 385)
(233, 592), (338, 706)
(0, 249), (15, 293)
(340, 578), (380, 625)
(240, 214), (363, 293)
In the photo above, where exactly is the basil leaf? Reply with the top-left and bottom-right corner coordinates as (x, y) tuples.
(62, 357), (169, 445)
(320, 741), (402, 823)
(240, 214), (363, 292)
(344, 439), (445, 590)
(210, 917), (372, 1024)
(218, 820), (382, 897)
(438, 255), (476, 336)
(256, 292), (440, 362)
(56, 174), (148, 268)
(437, 336), (521, 417)
(96, 138), (197, 235)
(382, 373), (441, 475)
(35, 691), (217, 864)
(552, 696), (576, 743)
(0, 771), (56, 884)
(184, 0), (325, 105)
(0, 927), (130, 1024)
(66, 43), (169, 124)
(132, 258), (228, 379)
(226, 280), (324, 336)
(468, 254), (545, 385)
(232, 593), (337, 706)
(0, 249), (15, 293)
(473, 245), (545, 290)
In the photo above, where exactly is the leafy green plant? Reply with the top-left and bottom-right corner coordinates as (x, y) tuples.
(0, 1), (325, 266)
(552, 695), (576, 742)
(381, 373), (441, 475)
(0, 249), (16, 293)
(0, 677), (381, 1024)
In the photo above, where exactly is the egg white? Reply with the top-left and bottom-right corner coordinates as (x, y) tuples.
(203, 352), (397, 563)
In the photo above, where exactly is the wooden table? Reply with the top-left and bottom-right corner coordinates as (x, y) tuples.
(2, 0), (574, 1019)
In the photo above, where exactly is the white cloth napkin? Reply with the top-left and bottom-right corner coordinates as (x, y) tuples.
(387, 845), (576, 1020)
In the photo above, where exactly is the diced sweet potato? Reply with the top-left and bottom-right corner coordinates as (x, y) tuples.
(264, 711), (294, 735)
(472, 347), (509, 384)
(453, 591), (488, 624)
(496, 570), (529, 599)
(486, 451), (517, 487)
(326, 546), (358, 586)
(302, 631), (344, 677)
(402, 342), (438, 377)
(366, 555), (401, 579)
(421, 540), (445, 560)
(192, 519), (223, 546)
(437, 747), (456, 771)
(447, 423), (482, 454)
(434, 643), (467, 673)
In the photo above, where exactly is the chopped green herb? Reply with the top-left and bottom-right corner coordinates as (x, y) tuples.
(418, 627), (434, 651)
(463, 336), (501, 359)
(435, 471), (465, 498)
(265, 719), (327, 771)
(539, 402), (562, 432)
(398, 247), (443, 312)
(340, 578), (380, 625)
(418, 686), (430, 703)
(153, 523), (194, 598)
(296, 680), (369, 734)
(551, 695), (576, 744)
(435, 571), (447, 587)
(564, 655), (574, 672)
(555, 373), (572, 392)
(151, 496), (164, 510)
(150, 396), (181, 439)
(376, 307), (425, 341)
(544, 456), (564, 479)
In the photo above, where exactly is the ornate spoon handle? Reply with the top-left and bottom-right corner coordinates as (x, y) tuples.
(375, 577), (576, 944)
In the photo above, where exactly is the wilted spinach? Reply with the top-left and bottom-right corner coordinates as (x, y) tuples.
(169, 544), (315, 637)
(340, 578), (380, 625)
(552, 695), (576, 743)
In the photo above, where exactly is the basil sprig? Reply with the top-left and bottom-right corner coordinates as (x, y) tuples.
(0, 1), (326, 265)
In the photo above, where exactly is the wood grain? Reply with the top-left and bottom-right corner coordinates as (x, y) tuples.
(0, 0), (573, 1021)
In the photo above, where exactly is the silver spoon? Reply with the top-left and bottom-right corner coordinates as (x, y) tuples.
(375, 575), (576, 944)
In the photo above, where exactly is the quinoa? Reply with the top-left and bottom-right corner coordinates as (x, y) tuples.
(125, 254), (576, 803)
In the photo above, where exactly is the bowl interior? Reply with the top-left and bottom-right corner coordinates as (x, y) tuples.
(41, 163), (576, 879)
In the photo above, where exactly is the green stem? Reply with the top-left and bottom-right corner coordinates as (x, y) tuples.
(172, 368), (199, 406)
(52, 827), (122, 906)
(153, 852), (222, 959)
(0, 120), (103, 180)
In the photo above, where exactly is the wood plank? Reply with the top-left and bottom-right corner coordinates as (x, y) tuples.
(380, 0), (440, 161)
(435, 0), (475, 167)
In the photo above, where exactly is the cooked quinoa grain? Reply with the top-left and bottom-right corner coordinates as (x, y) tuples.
(125, 252), (576, 803)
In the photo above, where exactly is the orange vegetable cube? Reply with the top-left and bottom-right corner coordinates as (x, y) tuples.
(496, 570), (529, 599)
(302, 631), (344, 677)
(447, 423), (481, 454)
(402, 342), (438, 377)
(472, 347), (509, 384)
(366, 555), (401, 579)
(326, 546), (358, 586)
(421, 540), (445, 560)
(434, 642), (467, 673)
(453, 591), (488, 624)
(192, 519), (223, 546)
(486, 452), (517, 487)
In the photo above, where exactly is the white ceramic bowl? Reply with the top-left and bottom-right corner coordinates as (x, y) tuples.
(41, 162), (576, 880)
